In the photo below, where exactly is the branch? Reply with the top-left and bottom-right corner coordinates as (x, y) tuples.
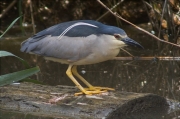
(96, 0), (123, 21)
(29, 0), (36, 34)
(0, 0), (17, 18)
(97, 0), (180, 48)
(113, 56), (180, 61)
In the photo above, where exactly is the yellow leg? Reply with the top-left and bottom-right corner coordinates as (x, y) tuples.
(66, 65), (86, 93)
(66, 65), (107, 96)
(72, 66), (93, 88)
(71, 66), (115, 92)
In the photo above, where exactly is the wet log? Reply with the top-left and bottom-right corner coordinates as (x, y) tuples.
(0, 82), (169, 119)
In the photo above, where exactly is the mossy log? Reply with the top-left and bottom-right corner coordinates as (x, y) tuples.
(0, 82), (169, 119)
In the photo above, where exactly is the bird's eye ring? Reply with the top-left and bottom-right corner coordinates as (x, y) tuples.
(114, 34), (121, 39)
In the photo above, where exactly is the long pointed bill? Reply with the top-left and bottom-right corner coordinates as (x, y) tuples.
(122, 37), (144, 49)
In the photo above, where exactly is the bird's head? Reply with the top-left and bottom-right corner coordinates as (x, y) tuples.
(101, 25), (144, 49)
(113, 33), (144, 49)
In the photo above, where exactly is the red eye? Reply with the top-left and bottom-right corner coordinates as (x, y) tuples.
(114, 34), (120, 39)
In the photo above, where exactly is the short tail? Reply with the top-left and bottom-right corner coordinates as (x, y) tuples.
(20, 38), (36, 53)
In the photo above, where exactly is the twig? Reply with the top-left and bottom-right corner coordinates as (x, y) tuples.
(0, 0), (17, 18)
(29, 0), (36, 34)
(96, 0), (123, 21)
(158, 0), (167, 38)
(120, 48), (134, 57)
(97, 0), (180, 48)
(113, 56), (180, 61)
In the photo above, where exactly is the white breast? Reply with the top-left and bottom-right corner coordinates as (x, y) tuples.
(73, 35), (126, 65)
(44, 35), (126, 65)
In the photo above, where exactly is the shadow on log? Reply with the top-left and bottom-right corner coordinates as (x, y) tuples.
(0, 82), (170, 118)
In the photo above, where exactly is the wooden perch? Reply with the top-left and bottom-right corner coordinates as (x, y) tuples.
(0, 82), (171, 118)
(113, 56), (180, 61)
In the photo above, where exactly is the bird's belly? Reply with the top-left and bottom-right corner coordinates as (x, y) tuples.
(73, 48), (120, 65)
(44, 49), (119, 65)
(44, 57), (70, 64)
(44, 48), (119, 65)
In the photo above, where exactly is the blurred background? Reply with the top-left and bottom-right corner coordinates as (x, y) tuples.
(0, 0), (180, 118)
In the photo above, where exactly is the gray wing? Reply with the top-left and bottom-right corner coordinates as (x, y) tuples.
(21, 34), (97, 62)
(20, 20), (102, 61)
(21, 20), (103, 61)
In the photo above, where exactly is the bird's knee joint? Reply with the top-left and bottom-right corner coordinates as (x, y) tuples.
(66, 71), (72, 76)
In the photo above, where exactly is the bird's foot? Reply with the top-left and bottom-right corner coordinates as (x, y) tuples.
(84, 86), (115, 91)
(74, 86), (115, 96)
(75, 90), (107, 96)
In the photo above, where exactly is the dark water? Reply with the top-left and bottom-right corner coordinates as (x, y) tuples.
(0, 25), (180, 118)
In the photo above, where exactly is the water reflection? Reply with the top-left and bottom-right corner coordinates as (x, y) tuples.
(0, 26), (180, 118)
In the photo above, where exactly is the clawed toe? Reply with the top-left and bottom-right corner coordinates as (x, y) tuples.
(84, 86), (115, 91)
(74, 86), (115, 96)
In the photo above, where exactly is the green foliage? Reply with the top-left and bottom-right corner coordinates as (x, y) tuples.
(0, 51), (29, 67)
(0, 16), (40, 86)
(0, 67), (40, 86)
(0, 16), (22, 39)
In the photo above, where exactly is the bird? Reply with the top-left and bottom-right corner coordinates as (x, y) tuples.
(20, 20), (143, 96)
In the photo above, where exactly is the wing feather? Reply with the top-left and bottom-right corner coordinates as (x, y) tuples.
(26, 35), (97, 61)
(21, 20), (101, 60)
(21, 20), (102, 61)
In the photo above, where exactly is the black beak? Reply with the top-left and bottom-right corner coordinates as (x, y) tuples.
(122, 37), (144, 49)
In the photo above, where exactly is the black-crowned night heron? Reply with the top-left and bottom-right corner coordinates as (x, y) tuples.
(21, 20), (143, 96)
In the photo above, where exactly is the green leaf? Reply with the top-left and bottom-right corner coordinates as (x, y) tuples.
(0, 66), (40, 86)
(0, 51), (29, 68)
(0, 16), (22, 39)
(0, 50), (23, 59)
(21, 78), (44, 84)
